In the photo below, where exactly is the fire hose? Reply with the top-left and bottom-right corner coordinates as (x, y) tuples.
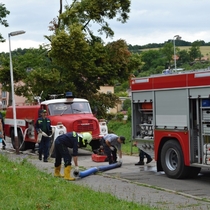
(73, 162), (122, 178)
(37, 128), (56, 157)
(17, 127), (55, 150)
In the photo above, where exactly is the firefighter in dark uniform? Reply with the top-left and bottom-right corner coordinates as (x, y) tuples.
(54, 131), (92, 181)
(35, 109), (52, 162)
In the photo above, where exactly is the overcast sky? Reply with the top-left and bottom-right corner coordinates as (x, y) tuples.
(1, 0), (210, 53)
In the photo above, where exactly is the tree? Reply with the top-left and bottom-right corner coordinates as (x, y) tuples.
(51, 0), (130, 39)
(0, 3), (10, 42)
(122, 98), (131, 111)
(189, 41), (202, 61)
(178, 49), (190, 65)
(161, 42), (174, 67)
(0, 47), (60, 103)
(0, 1), (135, 118)
(141, 50), (164, 72)
(47, 0), (133, 117)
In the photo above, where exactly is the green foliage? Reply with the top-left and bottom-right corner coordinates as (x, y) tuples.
(116, 112), (124, 121)
(122, 98), (131, 111)
(178, 49), (190, 65)
(0, 3), (10, 42)
(47, 1), (136, 117)
(49, 24), (133, 118)
(91, 92), (120, 119)
(127, 107), (131, 121)
(0, 1), (138, 116)
(0, 154), (152, 209)
(160, 42), (174, 66)
(115, 91), (128, 97)
(189, 42), (202, 61)
(0, 47), (61, 103)
(107, 113), (116, 121)
(59, 0), (131, 39)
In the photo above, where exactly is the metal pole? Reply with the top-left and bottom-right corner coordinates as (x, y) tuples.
(8, 30), (25, 154)
(173, 35), (181, 72)
(173, 37), (176, 71)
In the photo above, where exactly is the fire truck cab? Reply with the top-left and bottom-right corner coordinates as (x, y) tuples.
(5, 95), (108, 151)
(131, 69), (210, 179)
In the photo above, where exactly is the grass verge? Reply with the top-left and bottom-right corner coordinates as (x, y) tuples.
(0, 154), (158, 210)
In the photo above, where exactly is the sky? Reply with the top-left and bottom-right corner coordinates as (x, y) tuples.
(1, 0), (210, 53)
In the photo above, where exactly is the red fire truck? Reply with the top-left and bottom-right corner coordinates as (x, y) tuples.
(4, 94), (108, 151)
(130, 69), (210, 179)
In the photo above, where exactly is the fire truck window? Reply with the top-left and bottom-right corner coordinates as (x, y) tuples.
(72, 102), (91, 113)
(48, 103), (73, 115)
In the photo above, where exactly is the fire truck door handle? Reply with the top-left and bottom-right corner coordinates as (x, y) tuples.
(206, 111), (210, 114)
(207, 124), (210, 127)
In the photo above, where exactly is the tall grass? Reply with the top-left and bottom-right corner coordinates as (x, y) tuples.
(0, 154), (157, 210)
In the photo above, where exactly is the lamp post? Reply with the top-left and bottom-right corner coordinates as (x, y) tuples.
(173, 35), (181, 71)
(8, 30), (25, 154)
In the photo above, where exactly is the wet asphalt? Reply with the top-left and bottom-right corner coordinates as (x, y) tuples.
(1, 144), (210, 210)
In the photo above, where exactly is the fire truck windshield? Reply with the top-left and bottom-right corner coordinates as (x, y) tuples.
(48, 102), (92, 116)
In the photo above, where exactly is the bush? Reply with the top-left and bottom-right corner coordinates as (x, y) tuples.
(127, 107), (131, 121)
(106, 113), (115, 121)
(122, 99), (131, 111)
(116, 113), (124, 121)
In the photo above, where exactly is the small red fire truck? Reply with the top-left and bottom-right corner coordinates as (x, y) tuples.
(4, 94), (107, 151)
(131, 69), (210, 179)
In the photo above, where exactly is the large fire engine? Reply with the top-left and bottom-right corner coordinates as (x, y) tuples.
(4, 93), (108, 151)
(131, 69), (210, 179)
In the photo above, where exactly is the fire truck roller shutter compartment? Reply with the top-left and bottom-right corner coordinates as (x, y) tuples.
(155, 89), (188, 129)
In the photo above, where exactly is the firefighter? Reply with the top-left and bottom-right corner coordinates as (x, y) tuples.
(35, 109), (52, 162)
(101, 134), (125, 165)
(133, 142), (153, 165)
(54, 131), (92, 181)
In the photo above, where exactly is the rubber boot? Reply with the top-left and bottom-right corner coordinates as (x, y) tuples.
(64, 166), (75, 181)
(54, 165), (64, 177)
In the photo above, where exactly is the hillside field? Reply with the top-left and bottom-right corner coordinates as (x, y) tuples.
(142, 46), (210, 59)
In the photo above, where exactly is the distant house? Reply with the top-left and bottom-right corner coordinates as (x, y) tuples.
(99, 85), (130, 114)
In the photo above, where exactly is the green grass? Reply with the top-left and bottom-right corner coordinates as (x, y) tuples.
(0, 154), (158, 210)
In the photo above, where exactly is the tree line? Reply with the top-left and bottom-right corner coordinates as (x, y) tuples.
(128, 40), (210, 52)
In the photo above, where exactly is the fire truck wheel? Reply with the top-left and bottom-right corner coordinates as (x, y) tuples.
(10, 129), (25, 151)
(161, 140), (188, 179)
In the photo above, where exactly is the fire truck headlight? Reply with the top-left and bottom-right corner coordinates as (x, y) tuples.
(59, 130), (65, 135)
(101, 128), (107, 134)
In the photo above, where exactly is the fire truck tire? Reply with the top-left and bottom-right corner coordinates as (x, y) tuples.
(161, 140), (188, 179)
(10, 129), (25, 151)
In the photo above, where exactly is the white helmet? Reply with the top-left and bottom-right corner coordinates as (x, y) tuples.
(82, 132), (92, 142)
(77, 133), (83, 139)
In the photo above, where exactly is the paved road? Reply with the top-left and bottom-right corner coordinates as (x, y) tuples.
(1, 143), (210, 210)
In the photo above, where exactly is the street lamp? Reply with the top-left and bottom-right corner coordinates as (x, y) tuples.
(8, 30), (25, 154)
(173, 35), (181, 71)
